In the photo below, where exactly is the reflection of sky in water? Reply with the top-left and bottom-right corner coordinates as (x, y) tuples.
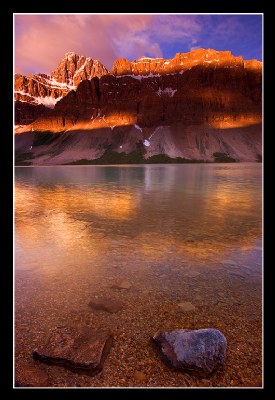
(15, 164), (262, 276)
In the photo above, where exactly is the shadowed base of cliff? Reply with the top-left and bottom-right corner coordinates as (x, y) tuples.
(14, 123), (262, 166)
(67, 150), (208, 165)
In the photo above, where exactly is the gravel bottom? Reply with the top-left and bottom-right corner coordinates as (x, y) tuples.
(15, 262), (262, 388)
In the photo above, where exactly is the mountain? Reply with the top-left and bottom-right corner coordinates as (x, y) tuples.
(15, 49), (262, 165)
(15, 52), (108, 125)
(110, 48), (262, 76)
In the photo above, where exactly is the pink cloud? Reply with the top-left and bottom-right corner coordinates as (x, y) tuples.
(14, 14), (159, 75)
(14, 14), (262, 76)
(14, 14), (206, 76)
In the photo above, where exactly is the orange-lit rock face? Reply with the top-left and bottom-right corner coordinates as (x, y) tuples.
(210, 115), (262, 129)
(14, 52), (108, 124)
(110, 48), (261, 76)
(23, 53), (261, 132)
(51, 52), (108, 86)
(14, 49), (262, 163)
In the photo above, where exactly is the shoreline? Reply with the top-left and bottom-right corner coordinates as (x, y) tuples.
(15, 160), (262, 167)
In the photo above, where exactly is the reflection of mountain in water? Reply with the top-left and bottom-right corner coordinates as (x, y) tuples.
(15, 164), (261, 266)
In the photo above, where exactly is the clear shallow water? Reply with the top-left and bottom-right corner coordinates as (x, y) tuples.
(14, 163), (262, 387)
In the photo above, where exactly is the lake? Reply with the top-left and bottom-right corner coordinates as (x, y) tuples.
(14, 163), (262, 387)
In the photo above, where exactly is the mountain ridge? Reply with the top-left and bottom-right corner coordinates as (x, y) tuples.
(14, 48), (262, 165)
(15, 52), (108, 125)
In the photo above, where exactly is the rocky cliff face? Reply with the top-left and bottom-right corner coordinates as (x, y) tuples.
(14, 52), (108, 124)
(111, 48), (262, 76)
(15, 49), (262, 164)
(51, 52), (108, 86)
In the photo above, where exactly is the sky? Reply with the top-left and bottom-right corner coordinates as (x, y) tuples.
(14, 14), (262, 76)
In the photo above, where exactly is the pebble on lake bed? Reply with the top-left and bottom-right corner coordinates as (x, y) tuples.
(133, 371), (147, 383)
(152, 328), (227, 375)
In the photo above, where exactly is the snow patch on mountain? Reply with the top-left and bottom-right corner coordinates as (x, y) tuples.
(37, 96), (63, 108)
(143, 139), (150, 147)
(14, 90), (62, 108)
(116, 73), (161, 80)
(157, 87), (177, 97)
(134, 124), (143, 132)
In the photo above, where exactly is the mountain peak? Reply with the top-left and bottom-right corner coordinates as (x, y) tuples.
(64, 51), (78, 57)
(51, 53), (108, 86)
(14, 52), (109, 122)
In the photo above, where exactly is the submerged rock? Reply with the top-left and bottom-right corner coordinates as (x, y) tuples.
(181, 270), (201, 278)
(178, 301), (196, 311)
(32, 326), (113, 375)
(89, 297), (124, 313)
(228, 271), (246, 278)
(223, 260), (237, 266)
(152, 328), (227, 375)
(111, 280), (132, 290)
(15, 364), (49, 387)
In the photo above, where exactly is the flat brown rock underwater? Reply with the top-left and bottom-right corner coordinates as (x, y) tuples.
(32, 326), (113, 376)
